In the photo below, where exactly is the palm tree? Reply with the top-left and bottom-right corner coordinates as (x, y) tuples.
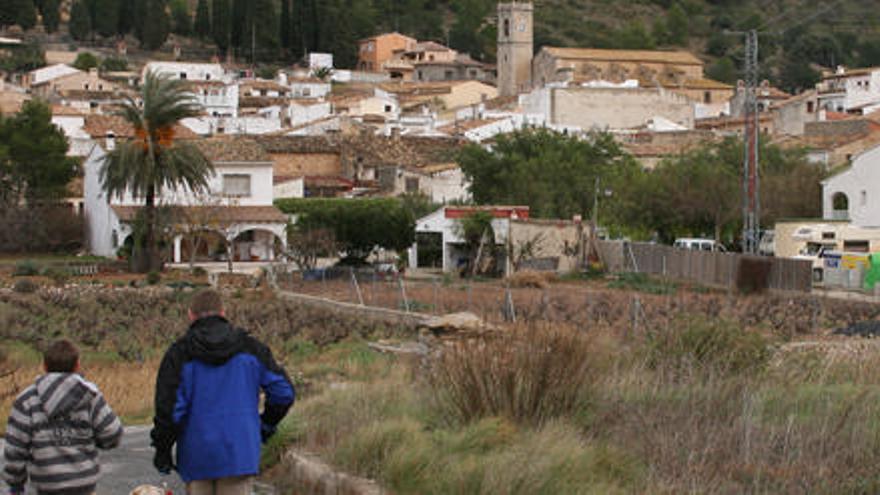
(100, 70), (214, 273)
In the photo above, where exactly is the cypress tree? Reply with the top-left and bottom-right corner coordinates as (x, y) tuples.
(194, 0), (210, 39)
(117, 0), (134, 35)
(39, 0), (60, 32)
(93, 0), (119, 37)
(230, 0), (246, 49)
(13, 0), (37, 30)
(212, 0), (230, 53)
(280, 0), (290, 50)
(139, 0), (169, 50)
(69, 0), (92, 40)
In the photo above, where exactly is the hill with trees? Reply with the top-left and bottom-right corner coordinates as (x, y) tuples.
(2, 0), (878, 91)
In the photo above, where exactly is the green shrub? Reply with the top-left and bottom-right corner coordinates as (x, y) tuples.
(646, 318), (772, 376)
(146, 271), (161, 285)
(12, 260), (40, 277)
(43, 267), (71, 286)
(191, 266), (208, 277)
(13, 279), (38, 293)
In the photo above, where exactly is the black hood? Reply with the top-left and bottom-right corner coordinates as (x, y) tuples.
(184, 315), (246, 365)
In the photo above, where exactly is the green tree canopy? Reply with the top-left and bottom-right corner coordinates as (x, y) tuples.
(275, 198), (416, 260)
(458, 129), (642, 223)
(627, 137), (823, 244)
(0, 100), (78, 206)
(170, 0), (191, 36)
(73, 52), (99, 71)
(212, 0), (231, 53)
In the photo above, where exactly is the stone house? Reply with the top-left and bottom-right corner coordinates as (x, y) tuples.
(358, 32), (417, 72)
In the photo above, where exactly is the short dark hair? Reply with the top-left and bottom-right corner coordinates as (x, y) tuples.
(44, 339), (79, 373)
(190, 289), (224, 317)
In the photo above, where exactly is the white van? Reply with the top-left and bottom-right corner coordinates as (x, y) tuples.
(674, 238), (726, 252)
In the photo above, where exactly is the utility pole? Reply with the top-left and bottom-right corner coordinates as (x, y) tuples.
(742, 29), (760, 255)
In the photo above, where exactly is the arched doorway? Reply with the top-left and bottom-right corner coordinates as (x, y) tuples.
(832, 192), (849, 220)
(180, 230), (228, 263)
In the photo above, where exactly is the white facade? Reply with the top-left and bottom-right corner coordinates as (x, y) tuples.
(142, 62), (227, 82)
(412, 207), (519, 272)
(309, 53), (334, 70)
(822, 143), (880, 226)
(52, 115), (93, 157)
(289, 80), (332, 99)
(816, 68), (880, 113)
(191, 83), (239, 118)
(82, 140), (285, 260)
(288, 101), (332, 127)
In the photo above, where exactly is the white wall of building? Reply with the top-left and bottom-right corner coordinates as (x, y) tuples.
(414, 208), (511, 271)
(143, 62), (227, 82)
(289, 101), (332, 126)
(822, 144), (880, 226)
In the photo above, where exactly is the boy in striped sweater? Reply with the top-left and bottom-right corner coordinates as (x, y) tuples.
(3, 339), (123, 495)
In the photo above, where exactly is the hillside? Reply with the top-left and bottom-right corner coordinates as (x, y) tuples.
(4, 0), (880, 92)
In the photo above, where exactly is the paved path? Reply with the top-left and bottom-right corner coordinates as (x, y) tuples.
(1, 426), (185, 494)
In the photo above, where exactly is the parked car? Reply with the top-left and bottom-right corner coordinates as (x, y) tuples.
(673, 238), (727, 252)
(758, 230), (775, 256)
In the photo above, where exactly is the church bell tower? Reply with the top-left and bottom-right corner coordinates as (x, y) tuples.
(497, 2), (533, 97)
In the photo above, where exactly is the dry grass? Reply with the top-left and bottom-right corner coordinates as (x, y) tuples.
(277, 321), (880, 494)
(425, 325), (606, 426)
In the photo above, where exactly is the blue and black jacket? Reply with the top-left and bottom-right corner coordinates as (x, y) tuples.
(150, 315), (295, 482)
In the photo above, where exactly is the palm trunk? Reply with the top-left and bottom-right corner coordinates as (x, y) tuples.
(143, 187), (160, 273)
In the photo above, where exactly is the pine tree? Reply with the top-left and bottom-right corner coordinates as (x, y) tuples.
(12, 0), (37, 30)
(194, 0), (210, 39)
(69, 0), (92, 40)
(247, 0), (279, 60)
(212, 0), (230, 53)
(280, 0), (290, 50)
(93, 0), (119, 37)
(139, 0), (169, 50)
(39, 0), (60, 32)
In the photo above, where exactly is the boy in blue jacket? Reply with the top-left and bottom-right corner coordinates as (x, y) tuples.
(150, 289), (295, 494)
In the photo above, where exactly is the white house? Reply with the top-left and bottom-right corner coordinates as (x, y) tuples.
(409, 206), (529, 272)
(816, 66), (880, 114)
(822, 143), (880, 226)
(187, 80), (239, 118)
(288, 100), (332, 127)
(82, 122), (287, 263)
(142, 62), (227, 82)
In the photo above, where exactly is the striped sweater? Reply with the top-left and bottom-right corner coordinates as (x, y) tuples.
(3, 373), (123, 495)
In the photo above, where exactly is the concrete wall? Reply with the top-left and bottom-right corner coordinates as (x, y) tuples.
(531, 49), (703, 89)
(509, 219), (584, 273)
(551, 87), (695, 130)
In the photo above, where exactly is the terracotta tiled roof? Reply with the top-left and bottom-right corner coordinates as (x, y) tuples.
(543, 47), (703, 66)
(51, 104), (85, 116)
(83, 115), (199, 139)
(193, 136), (272, 163)
(410, 41), (452, 53)
(305, 176), (354, 188)
(112, 205), (286, 223)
